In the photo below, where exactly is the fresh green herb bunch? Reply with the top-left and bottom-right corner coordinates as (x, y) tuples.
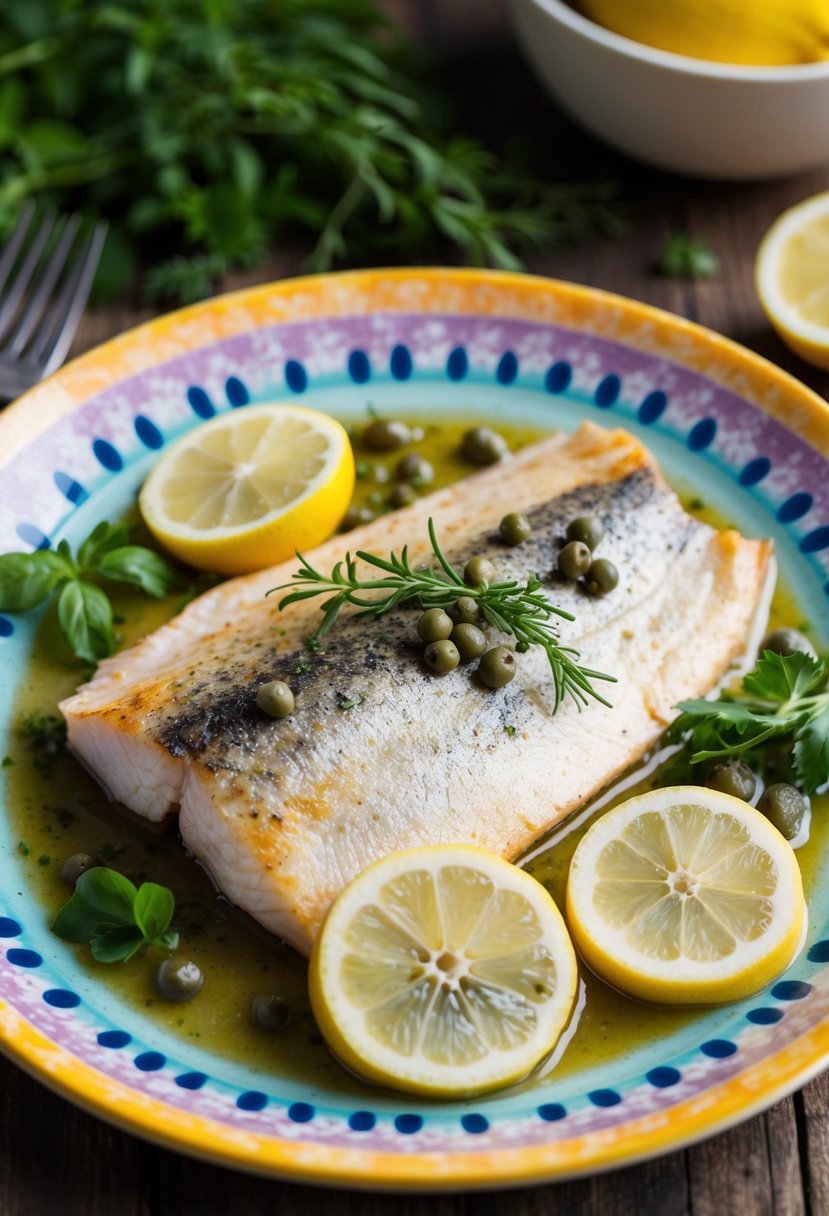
(0, 0), (623, 303)
(0, 520), (183, 662)
(670, 649), (829, 795)
(53, 866), (178, 963)
(270, 518), (616, 712)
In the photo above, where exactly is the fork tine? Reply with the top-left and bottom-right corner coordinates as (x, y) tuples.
(0, 209), (57, 346)
(6, 213), (82, 357)
(33, 220), (108, 373)
(0, 200), (37, 294)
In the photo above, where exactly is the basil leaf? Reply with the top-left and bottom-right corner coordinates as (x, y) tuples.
(0, 551), (72, 611)
(133, 882), (175, 942)
(90, 925), (145, 964)
(74, 867), (138, 926)
(57, 579), (116, 662)
(76, 521), (133, 570)
(92, 546), (183, 597)
(53, 890), (114, 944)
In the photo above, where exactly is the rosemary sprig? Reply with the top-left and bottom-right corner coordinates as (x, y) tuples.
(268, 519), (615, 713)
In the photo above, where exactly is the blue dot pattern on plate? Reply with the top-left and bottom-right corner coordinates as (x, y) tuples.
(0, 918), (21, 937)
(594, 374), (620, 408)
(646, 1067), (681, 1088)
(390, 344), (413, 380)
(187, 386), (214, 418)
(638, 390), (668, 425)
(738, 456), (771, 486)
(348, 1111), (376, 1132)
(687, 418), (717, 450)
(545, 362), (572, 394)
(348, 350), (371, 383)
(701, 1040), (737, 1058)
(92, 438), (123, 471)
(537, 1103), (567, 1122)
(175, 1072), (208, 1090)
(807, 941), (829, 963)
(134, 415), (163, 449)
(285, 360), (307, 393)
(237, 1091), (268, 1111)
(394, 1114), (423, 1134)
(778, 493), (813, 523)
(496, 351), (518, 384)
(446, 346), (468, 380)
(0, 616), (12, 637)
(43, 989), (81, 1009)
(226, 375), (249, 407)
(461, 1114), (489, 1134)
(288, 1102), (314, 1123)
(771, 980), (812, 1001)
(16, 522), (49, 549)
(98, 1030), (131, 1049)
(54, 471), (87, 504)
(588, 1089), (622, 1107)
(134, 1051), (165, 1071)
(6, 948), (42, 968)
(801, 527), (829, 554)
(747, 1008), (784, 1025)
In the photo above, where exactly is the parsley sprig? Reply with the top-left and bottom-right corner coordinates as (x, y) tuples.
(270, 518), (615, 712)
(53, 867), (178, 963)
(0, 521), (183, 663)
(671, 650), (829, 794)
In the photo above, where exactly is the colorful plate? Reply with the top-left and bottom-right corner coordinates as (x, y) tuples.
(1, 269), (828, 1189)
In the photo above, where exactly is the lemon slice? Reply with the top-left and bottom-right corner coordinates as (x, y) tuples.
(309, 845), (579, 1097)
(139, 404), (354, 575)
(755, 191), (829, 370)
(566, 786), (806, 1005)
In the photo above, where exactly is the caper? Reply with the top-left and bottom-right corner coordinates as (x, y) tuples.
(760, 627), (817, 660)
(756, 783), (808, 841)
(251, 994), (292, 1032)
(424, 639), (460, 674)
(478, 645), (517, 688)
(585, 558), (619, 595)
(449, 596), (482, 625)
(388, 483), (417, 509)
(395, 453), (434, 485)
(558, 540), (592, 580)
(705, 759), (756, 803)
(417, 607), (454, 643)
(451, 623), (487, 663)
(460, 426), (508, 466)
(499, 512), (532, 546)
(60, 851), (97, 886)
(363, 419), (412, 450)
(155, 957), (204, 1003)
(256, 680), (295, 718)
(566, 516), (605, 550)
(464, 555), (497, 587)
(340, 505), (375, 532)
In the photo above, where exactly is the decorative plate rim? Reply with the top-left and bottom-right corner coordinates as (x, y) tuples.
(1, 267), (828, 1190)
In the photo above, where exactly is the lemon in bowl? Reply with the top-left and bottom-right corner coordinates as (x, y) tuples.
(139, 403), (355, 576)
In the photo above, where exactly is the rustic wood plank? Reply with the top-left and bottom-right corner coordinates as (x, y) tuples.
(799, 1073), (829, 1214)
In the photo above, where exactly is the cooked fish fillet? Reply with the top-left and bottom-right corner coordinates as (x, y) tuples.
(61, 423), (773, 956)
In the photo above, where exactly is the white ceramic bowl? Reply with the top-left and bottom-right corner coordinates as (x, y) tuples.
(508, 0), (829, 179)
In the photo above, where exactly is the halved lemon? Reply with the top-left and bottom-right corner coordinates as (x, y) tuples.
(566, 786), (806, 1005)
(755, 191), (829, 370)
(309, 845), (579, 1097)
(139, 404), (354, 575)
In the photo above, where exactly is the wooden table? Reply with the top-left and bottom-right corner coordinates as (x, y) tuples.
(2, 3), (829, 1212)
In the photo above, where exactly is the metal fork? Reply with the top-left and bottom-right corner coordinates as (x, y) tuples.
(0, 202), (107, 402)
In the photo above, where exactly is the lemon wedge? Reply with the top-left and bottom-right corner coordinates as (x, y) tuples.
(139, 403), (354, 575)
(309, 845), (579, 1097)
(566, 787), (806, 1005)
(755, 191), (829, 371)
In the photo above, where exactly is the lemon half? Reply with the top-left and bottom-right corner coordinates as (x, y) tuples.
(309, 845), (579, 1097)
(755, 191), (829, 371)
(566, 786), (806, 1005)
(139, 403), (354, 575)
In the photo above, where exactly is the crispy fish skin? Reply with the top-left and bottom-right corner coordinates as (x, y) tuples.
(60, 423), (772, 955)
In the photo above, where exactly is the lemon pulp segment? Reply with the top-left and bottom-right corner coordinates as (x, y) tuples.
(139, 403), (354, 575)
(309, 845), (579, 1097)
(566, 787), (806, 1004)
